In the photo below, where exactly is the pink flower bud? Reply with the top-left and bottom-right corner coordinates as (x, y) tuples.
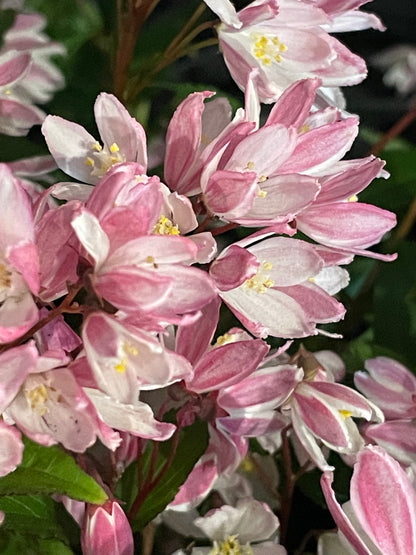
(81, 500), (134, 555)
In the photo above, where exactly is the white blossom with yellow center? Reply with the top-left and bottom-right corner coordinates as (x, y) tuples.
(210, 536), (253, 555)
(153, 215), (180, 235)
(114, 341), (139, 374)
(85, 141), (126, 178)
(24, 380), (61, 416)
(243, 261), (274, 294)
(251, 33), (287, 66)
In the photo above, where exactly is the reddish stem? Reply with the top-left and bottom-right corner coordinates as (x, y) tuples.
(113, 0), (161, 99)
(0, 284), (82, 353)
(279, 427), (295, 546)
(369, 103), (416, 156)
(128, 429), (180, 521)
(211, 222), (239, 236)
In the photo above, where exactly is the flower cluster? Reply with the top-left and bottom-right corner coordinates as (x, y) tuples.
(0, 4), (65, 135)
(0, 1), (414, 554)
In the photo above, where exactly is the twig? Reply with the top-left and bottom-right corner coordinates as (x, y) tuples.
(368, 103), (416, 156)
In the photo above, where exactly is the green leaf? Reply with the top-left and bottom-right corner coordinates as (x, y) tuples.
(360, 147), (416, 217)
(0, 437), (107, 504)
(373, 241), (416, 370)
(0, 10), (15, 48)
(25, 0), (102, 57)
(119, 418), (209, 531)
(0, 531), (74, 555)
(0, 495), (66, 540)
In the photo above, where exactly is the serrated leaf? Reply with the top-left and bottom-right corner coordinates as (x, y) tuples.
(0, 438), (107, 504)
(119, 418), (209, 531)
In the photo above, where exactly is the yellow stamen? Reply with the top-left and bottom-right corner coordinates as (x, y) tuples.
(215, 333), (235, 346)
(0, 264), (12, 288)
(252, 33), (287, 66)
(153, 215), (180, 235)
(243, 261), (274, 294)
(114, 357), (127, 373)
(239, 456), (255, 473)
(25, 384), (49, 415)
(339, 409), (352, 420)
(210, 536), (253, 555)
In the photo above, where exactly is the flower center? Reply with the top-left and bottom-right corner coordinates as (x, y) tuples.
(339, 409), (352, 420)
(153, 215), (180, 235)
(215, 332), (237, 346)
(210, 536), (253, 555)
(252, 33), (287, 66)
(0, 262), (12, 293)
(85, 141), (125, 178)
(243, 261), (274, 293)
(114, 341), (139, 374)
(25, 383), (49, 415)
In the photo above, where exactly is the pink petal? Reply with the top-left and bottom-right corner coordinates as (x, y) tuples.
(188, 338), (269, 393)
(0, 422), (24, 477)
(210, 245), (259, 291)
(94, 93), (147, 170)
(350, 445), (416, 555)
(297, 202), (396, 249)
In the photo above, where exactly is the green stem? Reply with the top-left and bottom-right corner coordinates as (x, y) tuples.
(126, 11), (217, 100)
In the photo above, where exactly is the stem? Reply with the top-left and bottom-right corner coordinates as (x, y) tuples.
(167, 3), (207, 53)
(194, 215), (212, 234)
(126, 10), (217, 100)
(113, 0), (163, 99)
(368, 103), (416, 156)
(0, 284), (82, 353)
(279, 427), (295, 546)
(142, 521), (157, 555)
(247, 452), (280, 501)
(128, 429), (180, 521)
(211, 222), (238, 236)
(294, 528), (331, 555)
(389, 191), (416, 248)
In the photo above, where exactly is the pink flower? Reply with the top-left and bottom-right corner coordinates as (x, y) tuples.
(164, 91), (233, 195)
(210, 235), (346, 338)
(180, 497), (285, 554)
(0, 421), (24, 477)
(81, 500), (134, 555)
(4, 366), (118, 452)
(321, 445), (416, 555)
(82, 311), (193, 404)
(203, 0), (367, 103)
(363, 419), (416, 469)
(42, 93), (147, 184)
(0, 13), (65, 136)
(0, 164), (40, 342)
(316, 0), (385, 33)
(287, 379), (382, 471)
(354, 356), (416, 419)
(71, 208), (217, 320)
